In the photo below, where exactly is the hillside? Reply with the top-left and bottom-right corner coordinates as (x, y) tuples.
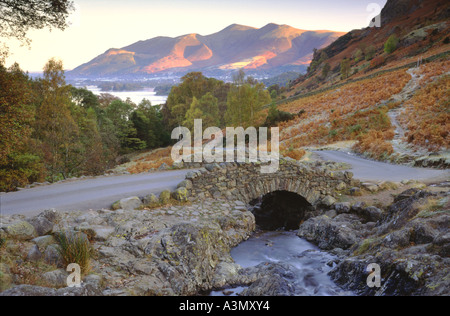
(276, 0), (450, 166)
(120, 0), (449, 174)
(68, 23), (345, 78)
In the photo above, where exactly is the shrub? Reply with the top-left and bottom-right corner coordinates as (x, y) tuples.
(384, 35), (399, 54)
(264, 103), (294, 127)
(370, 56), (386, 69)
(55, 231), (93, 275)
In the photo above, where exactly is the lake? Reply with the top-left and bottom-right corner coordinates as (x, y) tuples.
(82, 85), (168, 105)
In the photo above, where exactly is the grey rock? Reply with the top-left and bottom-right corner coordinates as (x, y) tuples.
(177, 180), (193, 190)
(298, 215), (362, 250)
(44, 244), (64, 267)
(142, 193), (159, 205)
(26, 245), (42, 262)
(26, 216), (54, 236)
(159, 190), (172, 204)
(32, 235), (56, 251)
(114, 196), (142, 211)
(321, 196), (337, 207)
(4, 221), (36, 241)
(158, 163), (169, 171)
(172, 187), (189, 202)
(42, 269), (68, 288)
(334, 202), (351, 214)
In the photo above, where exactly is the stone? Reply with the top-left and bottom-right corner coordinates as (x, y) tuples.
(42, 269), (68, 288)
(32, 235), (56, 251)
(334, 202), (351, 214)
(359, 206), (383, 223)
(172, 187), (189, 202)
(114, 196), (142, 211)
(142, 193), (159, 205)
(26, 216), (54, 236)
(93, 226), (115, 242)
(172, 161), (184, 169)
(26, 245), (42, 262)
(158, 163), (169, 171)
(336, 182), (347, 191)
(4, 221), (36, 241)
(297, 215), (362, 250)
(349, 187), (362, 196)
(177, 180), (193, 190)
(37, 209), (62, 224)
(44, 244), (63, 267)
(321, 195), (337, 207)
(159, 190), (172, 204)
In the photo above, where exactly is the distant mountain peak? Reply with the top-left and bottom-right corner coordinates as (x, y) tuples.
(68, 24), (345, 78)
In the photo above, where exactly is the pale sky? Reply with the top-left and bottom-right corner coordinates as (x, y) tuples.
(3, 0), (387, 72)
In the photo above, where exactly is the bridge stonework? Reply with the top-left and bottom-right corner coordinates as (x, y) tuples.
(184, 160), (358, 206)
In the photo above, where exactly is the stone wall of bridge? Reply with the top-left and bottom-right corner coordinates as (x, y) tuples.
(182, 160), (359, 206)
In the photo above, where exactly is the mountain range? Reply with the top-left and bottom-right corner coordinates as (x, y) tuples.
(68, 23), (345, 78)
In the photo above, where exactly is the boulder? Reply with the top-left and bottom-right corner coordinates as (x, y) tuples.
(177, 180), (193, 190)
(334, 202), (351, 214)
(26, 216), (53, 237)
(321, 195), (337, 207)
(172, 187), (189, 202)
(32, 236), (56, 251)
(298, 214), (362, 250)
(159, 190), (172, 204)
(142, 193), (159, 205)
(42, 269), (68, 288)
(4, 221), (36, 241)
(112, 196), (142, 211)
(26, 245), (42, 262)
(44, 244), (64, 267)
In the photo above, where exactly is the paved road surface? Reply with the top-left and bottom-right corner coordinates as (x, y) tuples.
(315, 150), (449, 183)
(2, 152), (448, 217)
(0, 170), (190, 217)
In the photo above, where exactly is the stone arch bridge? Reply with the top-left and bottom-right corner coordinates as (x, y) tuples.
(183, 159), (358, 206)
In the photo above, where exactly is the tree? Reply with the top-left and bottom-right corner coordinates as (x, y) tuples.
(384, 35), (399, 54)
(340, 59), (351, 79)
(226, 71), (271, 128)
(0, 0), (74, 46)
(34, 58), (81, 180)
(0, 63), (44, 191)
(162, 72), (224, 131)
(365, 45), (376, 61)
(353, 49), (363, 62)
(130, 99), (169, 149)
(183, 93), (220, 131)
(321, 63), (331, 80)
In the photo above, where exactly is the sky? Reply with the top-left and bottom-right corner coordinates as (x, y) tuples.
(3, 0), (387, 72)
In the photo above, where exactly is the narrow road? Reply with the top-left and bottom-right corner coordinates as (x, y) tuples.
(315, 150), (449, 183)
(0, 170), (190, 217)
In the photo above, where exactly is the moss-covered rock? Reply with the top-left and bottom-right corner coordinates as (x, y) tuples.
(4, 221), (36, 241)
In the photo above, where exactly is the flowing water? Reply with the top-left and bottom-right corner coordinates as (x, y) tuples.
(210, 230), (351, 296)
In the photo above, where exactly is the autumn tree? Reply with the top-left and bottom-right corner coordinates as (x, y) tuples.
(34, 58), (81, 180)
(162, 72), (224, 131)
(183, 92), (220, 131)
(384, 35), (399, 54)
(226, 70), (271, 128)
(0, 63), (43, 191)
(340, 59), (351, 79)
(130, 99), (169, 150)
